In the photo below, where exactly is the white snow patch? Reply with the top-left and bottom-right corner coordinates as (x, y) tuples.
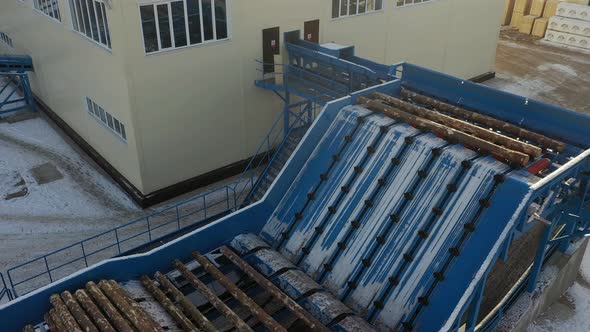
(528, 282), (590, 332)
(537, 63), (578, 77)
(0, 117), (136, 218)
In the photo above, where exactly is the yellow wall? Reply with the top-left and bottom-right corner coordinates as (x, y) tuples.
(1, 0), (504, 195)
(0, 0), (146, 191)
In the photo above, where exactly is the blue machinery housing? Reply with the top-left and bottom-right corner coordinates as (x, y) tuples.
(1, 33), (590, 331)
(0, 55), (35, 115)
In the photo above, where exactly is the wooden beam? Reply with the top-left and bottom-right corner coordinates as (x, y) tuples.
(155, 272), (219, 332)
(140, 275), (200, 332)
(220, 246), (329, 332)
(60, 291), (99, 332)
(98, 280), (164, 332)
(174, 260), (253, 332)
(373, 92), (543, 158)
(49, 294), (83, 332)
(191, 252), (287, 332)
(86, 282), (134, 332)
(357, 96), (530, 166)
(74, 290), (117, 332)
(400, 88), (566, 152)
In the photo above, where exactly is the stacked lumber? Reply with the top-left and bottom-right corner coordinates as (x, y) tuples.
(544, 2), (590, 50)
(505, 0), (588, 38)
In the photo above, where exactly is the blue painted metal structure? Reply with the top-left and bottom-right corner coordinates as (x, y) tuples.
(1, 46), (589, 331)
(0, 55), (35, 115)
(0, 272), (13, 303)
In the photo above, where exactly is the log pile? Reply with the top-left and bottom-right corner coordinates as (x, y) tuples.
(357, 88), (565, 167)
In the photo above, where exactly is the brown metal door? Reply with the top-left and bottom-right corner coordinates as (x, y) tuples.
(262, 27), (280, 74)
(304, 19), (320, 44)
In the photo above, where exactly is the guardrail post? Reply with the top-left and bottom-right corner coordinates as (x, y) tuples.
(80, 242), (89, 267)
(7, 271), (18, 299)
(114, 229), (122, 254)
(147, 217), (152, 241)
(203, 196), (207, 218)
(176, 206), (181, 230)
(44, 257), (53, 283)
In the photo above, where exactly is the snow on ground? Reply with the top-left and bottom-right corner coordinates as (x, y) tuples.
(527, 243), (590, 332)
(0, 117), (137, 217)
(0, 107), (251, 293)
(0, 113), (144, 275)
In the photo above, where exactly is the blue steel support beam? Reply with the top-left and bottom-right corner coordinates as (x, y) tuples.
(466, 276), (487, 332)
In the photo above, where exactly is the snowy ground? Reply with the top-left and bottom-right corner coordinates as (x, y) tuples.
(487, 28), (590, 332)
(0, 113), (141, 273)
(527, 244), (590, 332)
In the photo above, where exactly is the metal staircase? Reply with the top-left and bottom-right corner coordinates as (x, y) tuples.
(246, 126), (308, 204)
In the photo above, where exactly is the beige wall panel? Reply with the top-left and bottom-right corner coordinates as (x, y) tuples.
(0, 0), (145, 191)
(443, 0), (504, 78)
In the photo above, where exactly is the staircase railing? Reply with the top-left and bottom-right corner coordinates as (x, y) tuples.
(231, 101), (293, 206)
(243, 104), (318, 205)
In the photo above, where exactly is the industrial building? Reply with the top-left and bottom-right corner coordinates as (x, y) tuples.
(0, 0), (504, 206)
(0, 39), (589, 331)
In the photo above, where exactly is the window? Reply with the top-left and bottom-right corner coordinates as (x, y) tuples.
(33, 0), (62, 21)
(139, 0), (229, 54)
(85, 97), (127, 142)
(0, 32), (13, 48)
(396, 0), (432, 6)
(69, 0), (112, 49)
(332, 0), (383, 18)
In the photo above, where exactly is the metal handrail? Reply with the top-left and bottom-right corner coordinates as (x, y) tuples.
(0, 272), (13, 302)
(243, 106), (315, 205)
(254, 60), (349, 96)
(6, 182), (242, 297)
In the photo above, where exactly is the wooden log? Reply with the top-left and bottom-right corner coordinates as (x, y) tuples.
(22, 325), (35, 332)
(220, 246), (328, 332)
(49, 294), (83, 332)
(140, 275), (200, 332)
(400, 88), (566, 152)
(98, 280), (163, 332)
(155, 272), (218, 332)
(373, 92), (543, 158)
(358, 97), (530, 166)
(104, 280), (164, 331)
(47, 308), (68, 332)
(61, 291), (99, 332)
(174, 260), (253, 332)
(74, 290), (116, 332)
(86, 282), (134, 332)
(192, 252), (287, 332)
